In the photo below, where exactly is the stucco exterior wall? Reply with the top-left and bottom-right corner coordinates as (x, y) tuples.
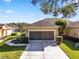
(0, 29), (2, 37)
(65, 27), (79, 38)
(3, 30), (7, 36)
(7, 30), (15, 35)
(1, 25), (16, 37)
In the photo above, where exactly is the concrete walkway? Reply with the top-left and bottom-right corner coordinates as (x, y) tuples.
(20, 40), (69, 59)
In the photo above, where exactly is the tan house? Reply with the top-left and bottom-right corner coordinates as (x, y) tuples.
(65, 21), (79, 38)
(0, 24), (4, 38)
(1, 18), (79, 41)
(0, 24), (18, 38)
(25, 18), (60, 41)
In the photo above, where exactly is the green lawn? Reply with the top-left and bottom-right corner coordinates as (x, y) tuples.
(1, 32), (22, 43)
(60, 40), (79, 59)
(0, 44), (25, 59)
(0, 32), (25, 59)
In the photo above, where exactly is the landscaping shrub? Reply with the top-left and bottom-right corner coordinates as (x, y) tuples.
(56, 36), (63, 45)
(21, 33), (26, 37)
(11, 33), (29, 44)
(0, 32), (23, 44)
(11, 39), (18, 44)
(11, 32), (17, 36)
(63, 35), (79, 42)
(2, 36), (17, 43)
(21, 37), (28, 43)
(11, 37), (28, 44)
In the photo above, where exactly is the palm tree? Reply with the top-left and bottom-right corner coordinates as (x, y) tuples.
(32, 0), (79, 18)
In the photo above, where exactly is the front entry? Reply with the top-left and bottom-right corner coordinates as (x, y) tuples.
(29, 31), (54, 40)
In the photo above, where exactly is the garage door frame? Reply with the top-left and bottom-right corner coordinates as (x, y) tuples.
(28, 29), (56, 41)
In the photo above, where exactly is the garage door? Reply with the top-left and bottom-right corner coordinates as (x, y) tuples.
(29, 31), (54, 40)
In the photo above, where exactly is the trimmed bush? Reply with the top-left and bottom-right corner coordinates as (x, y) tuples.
(63, 35), (79, 42)
(21, 33), (26, 37)
(11, 37), (28, 44)
(2, 36), (17, 43)
(21, 37), (28, 43)
(11, 33), (28, 44)
(56, 36), (63, 45)
(11, 33), (17, 36)
(11, 32), (29, 44)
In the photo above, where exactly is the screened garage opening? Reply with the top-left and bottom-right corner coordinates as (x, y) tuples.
(29, 31), (54, 40)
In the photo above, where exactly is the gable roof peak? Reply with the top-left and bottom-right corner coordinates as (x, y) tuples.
(31, 18), (58, 26)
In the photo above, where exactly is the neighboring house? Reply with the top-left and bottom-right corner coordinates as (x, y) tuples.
(25, 18), (60, 41)
(0, 24), (4, 38)
(0, 24), (18, 38)
(65, 21), (79, 38)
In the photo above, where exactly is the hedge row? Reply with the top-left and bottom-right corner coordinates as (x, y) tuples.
(63, 35), (79, 42)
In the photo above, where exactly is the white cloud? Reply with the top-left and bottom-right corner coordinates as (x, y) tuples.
(31, 15), (35, 17)
(73, 0), (79, 3)
(5, 15), (9, 18)
(3, 0), (12, 2)
(5, 10), (14, 13)
(0, 9), (3, 11)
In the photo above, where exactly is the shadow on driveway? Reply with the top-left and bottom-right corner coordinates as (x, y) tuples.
(25, 40), (57, 51)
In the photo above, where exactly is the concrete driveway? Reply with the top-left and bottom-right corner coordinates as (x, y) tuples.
(20, 40), (69, 59)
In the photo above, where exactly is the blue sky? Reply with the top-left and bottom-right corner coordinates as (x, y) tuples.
(0, 0), (79, 23)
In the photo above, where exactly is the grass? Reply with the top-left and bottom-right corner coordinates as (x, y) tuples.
(0, 32), (22, 43)
(0, 32), (26, 59)
(60, 40), (79, 59)
(0, 44), (25, 59)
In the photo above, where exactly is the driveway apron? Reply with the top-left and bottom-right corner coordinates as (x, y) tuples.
(20, 40), (69, 59)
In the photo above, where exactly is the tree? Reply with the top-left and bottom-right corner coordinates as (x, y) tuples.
(7, 22), (27, 32)
(55, 18), (69, 35)
(32, 0), (79, 18)
(16, 23), (28, 33)
(16, 23), (28, 42)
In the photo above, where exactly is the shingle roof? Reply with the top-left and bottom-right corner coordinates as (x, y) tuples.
(30, 18), (58, 26)
(67, 21), (79, 27)
(6, 24), (18, 29)
(0, 24), (4, 29)
(6, 23), (30, 29)
(0, 23), (18, 29)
